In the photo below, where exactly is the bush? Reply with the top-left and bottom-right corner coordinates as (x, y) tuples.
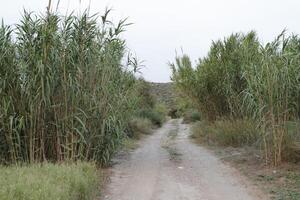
(135, 79), (156, 108)
(191, 111), (201, 121)
(138, 108), (165, 127)
(192, 119), (259, 147)
(128, 118), (153, 139)
(0, 163), (98, 200)
(183, 110), (201, 123)
(134, 81), (167, 127)
(154, 103), (168, 117)
(168, 108), (180, 119)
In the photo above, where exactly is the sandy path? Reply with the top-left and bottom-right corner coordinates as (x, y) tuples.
(101, 119), (268, 200)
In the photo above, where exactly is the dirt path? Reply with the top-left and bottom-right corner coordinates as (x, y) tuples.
(101, 119), (268, 200)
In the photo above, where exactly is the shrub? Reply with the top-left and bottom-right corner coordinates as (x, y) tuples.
(138, 108), (165, 127)
(128, 118), (153, 139)
(191, 119), (259, 147)
(135, 79), (156, 109)
(0, 163), (98, 200)
(134, 81), (167, 127)
(183, 110), (201, 123)
(154, 103), (168, 117)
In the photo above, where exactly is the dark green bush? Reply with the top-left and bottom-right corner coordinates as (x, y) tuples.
(191, 111), (201, 121)
(138, 109), (165, 127)
(183, 110), (201, 123)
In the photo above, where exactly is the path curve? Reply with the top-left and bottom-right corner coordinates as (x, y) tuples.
(101, 119), (268, 200)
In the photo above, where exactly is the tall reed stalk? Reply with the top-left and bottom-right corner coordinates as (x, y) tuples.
(0, 8), (142, 165)
(171, 31), (300, 166)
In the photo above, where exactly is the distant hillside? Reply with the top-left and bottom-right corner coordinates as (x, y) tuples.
(149, 82), (176, 110)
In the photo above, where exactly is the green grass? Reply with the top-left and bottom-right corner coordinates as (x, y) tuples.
(0, 162), (99, 200)
(262, 170), (300, 200)
(191, 119), (259, 147)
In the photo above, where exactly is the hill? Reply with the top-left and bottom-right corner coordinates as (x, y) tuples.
(148, 82), (176, 110)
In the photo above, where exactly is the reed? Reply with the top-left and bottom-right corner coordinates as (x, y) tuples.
(171, 31), (300, 166)
(0, 8), (144, 165)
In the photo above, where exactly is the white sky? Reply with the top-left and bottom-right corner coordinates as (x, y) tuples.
(1, 0), (299, 82)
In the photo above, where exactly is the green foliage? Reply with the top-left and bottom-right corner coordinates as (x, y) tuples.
(191, 111), (201, 121)
(243, 32), (300, 165)
(171, 31), (260, 120)
(130, 79), (167, 128)
(154, 103), (168, 118)
(191, 119), (259, 147)
(128, 118), (153, 139)
(171, 31), (300, 165)
(173, 89), (194, 118)
(0, 162), (98, 200)
(128, 80), (167, 131)
(138, 109), (165, 127)
(135, 79), (156, 109)
(183, 110), (201, 123)
(0, 9), (145, 165)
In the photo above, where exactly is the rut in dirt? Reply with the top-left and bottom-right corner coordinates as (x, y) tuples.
(101, 119), (267, 200)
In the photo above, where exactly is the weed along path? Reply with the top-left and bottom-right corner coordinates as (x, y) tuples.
(101, 119), (268, 200)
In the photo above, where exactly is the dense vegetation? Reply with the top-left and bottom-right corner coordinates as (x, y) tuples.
(171, 31), (300, 166)
(0, 163), (98, 200)
(128, 80), (167, 139)
(0, 7), (162, 166)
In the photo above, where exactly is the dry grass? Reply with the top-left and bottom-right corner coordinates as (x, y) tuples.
(128, 117), (153, 139)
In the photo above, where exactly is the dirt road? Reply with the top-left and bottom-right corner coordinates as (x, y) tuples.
(102, 119), (268, 200)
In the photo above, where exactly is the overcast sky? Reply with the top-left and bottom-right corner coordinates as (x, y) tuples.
(1, 0), (299, 82)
